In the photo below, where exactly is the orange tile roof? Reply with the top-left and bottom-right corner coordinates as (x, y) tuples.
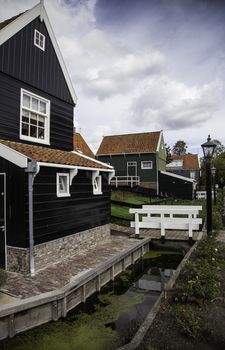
(170, 154), (200, 170)
(73, 132), (95, 158)
(96, 131), (161, 155)
(0, 140), (111, 170)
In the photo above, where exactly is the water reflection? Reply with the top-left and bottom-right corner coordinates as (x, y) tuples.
(137, 268), (175, 292)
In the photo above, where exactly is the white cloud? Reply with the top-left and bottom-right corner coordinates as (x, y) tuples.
(130, 77), (224, 131)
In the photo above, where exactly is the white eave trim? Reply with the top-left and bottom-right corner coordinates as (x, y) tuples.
(71, 150), (114, 170)
(160, 171), (196, 183)
(156, 131), (163, 152)
(0, 2), (77, 104)
(0, 143), (28, 168)
(37, 162), (113, 173)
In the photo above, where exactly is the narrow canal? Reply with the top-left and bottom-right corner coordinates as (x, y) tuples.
(1, 245), (186, 350)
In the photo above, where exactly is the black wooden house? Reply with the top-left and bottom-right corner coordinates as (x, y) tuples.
(0, 1), (114, 274)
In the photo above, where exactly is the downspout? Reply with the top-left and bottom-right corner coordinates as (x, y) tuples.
(25, 160), (40, 276)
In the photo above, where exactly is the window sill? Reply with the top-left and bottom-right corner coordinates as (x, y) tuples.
(20, 135), (50, 145)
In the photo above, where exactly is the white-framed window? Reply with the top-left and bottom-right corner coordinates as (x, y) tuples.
(190, 171), (196, 179)
(56, 173), (70, 197)
(166, 160), (183, 168)
(141, 161), (153, 169)
(34, 29), (45, 51)
(93, 175), (102, 195)
(20, 89), (50, 144)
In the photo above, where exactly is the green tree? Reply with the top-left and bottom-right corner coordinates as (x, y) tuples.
(165, 143), (172, 164)
(212, 139), (225, 158)
(213, 152), (225, 186)
(172, 140), (187, 155)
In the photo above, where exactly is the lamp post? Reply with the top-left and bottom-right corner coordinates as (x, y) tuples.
(211, 166), (216, 205)
(201, 135), (216, 235)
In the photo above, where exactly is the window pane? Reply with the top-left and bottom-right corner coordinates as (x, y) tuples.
(22, 123), (29, 136)
(38, 128), (44, 139)
(30, 125), (37, 138)
(30, 113), (38, 125)
(59, 176), (67, 193)
(40, 102), (46, 114)
(23, 94), (30, 108)
(32, 98), (38, 111)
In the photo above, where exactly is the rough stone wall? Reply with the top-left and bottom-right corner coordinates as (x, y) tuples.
(34, 224), (111, 271)
(7, 224), (111, 274)
(7, 246), (29, 274)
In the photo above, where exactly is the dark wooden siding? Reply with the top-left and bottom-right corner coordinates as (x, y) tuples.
(0, 72), (74, 150)
(159, 172), (193, 200)
(32, 167), (111, 245)
(97, 154), (157, 183)
(165, 169), (200, 186)
(0, 17), (74, 105)
(0, 157), (27, 247)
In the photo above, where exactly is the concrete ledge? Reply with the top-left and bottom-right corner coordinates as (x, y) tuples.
(0, 236), (151, 340)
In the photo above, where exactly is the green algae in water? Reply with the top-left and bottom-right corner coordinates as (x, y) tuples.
(143, 250), (183, 259)
(1, 292), (145, 350)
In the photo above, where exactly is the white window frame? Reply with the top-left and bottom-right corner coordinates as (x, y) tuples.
(56, 173), (70, 197)
(93, 175), (102, 195)
(190, 171), (196, 179)
(34, 29), (45, 51)
(141, 161), (153, 169)
(20, 89), (50, 145)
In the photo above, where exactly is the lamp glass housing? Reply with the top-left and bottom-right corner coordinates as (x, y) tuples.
(201, 135), (216, 160)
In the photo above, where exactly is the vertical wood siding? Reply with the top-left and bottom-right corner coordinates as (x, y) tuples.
(0, 17), (74, 105)
(0, 72), (74, 150)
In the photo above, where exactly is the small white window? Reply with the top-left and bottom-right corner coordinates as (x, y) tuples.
(56, 173), (70, 197)
(20, 89), (50, 144)
(93, 175), (102, 195)
(190, 171), (196, 179)
(141, 161), (153, 169)
(34, 29), (45, 51)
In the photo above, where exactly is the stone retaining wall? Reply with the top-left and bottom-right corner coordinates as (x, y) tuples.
(7, 224), (111, 274)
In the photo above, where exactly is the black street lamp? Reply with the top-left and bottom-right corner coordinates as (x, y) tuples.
(201, 135), (217, 235)
(211, 166), (216, 205)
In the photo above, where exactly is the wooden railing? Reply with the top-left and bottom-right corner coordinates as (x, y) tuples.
(111, 176), (140, 188)
(129, 205), (202, 240)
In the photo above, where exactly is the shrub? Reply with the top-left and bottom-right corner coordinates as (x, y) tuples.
(175, 304), (212, 339)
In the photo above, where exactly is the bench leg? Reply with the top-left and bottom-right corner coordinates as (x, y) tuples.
(161, 222), (165, 243)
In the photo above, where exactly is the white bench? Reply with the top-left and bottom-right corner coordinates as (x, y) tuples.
(129, 205), (202, 240)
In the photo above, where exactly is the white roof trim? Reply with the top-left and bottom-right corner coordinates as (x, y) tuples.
(0, 2), (77, 104)
(156, 131), (163, 152)
(0, 143), (28, 168)
(160, 171), (196, 183)
(72, 150), (114, 170)
(38, 162), (113, 173)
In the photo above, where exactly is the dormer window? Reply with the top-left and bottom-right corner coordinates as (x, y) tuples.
(20, 89), (50, 144)
(34, 29), (45, 51)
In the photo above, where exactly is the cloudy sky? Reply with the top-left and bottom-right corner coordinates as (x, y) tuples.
(1, 0), (225, 154)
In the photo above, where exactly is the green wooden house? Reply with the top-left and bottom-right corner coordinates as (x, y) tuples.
(96, 131), (166, 193)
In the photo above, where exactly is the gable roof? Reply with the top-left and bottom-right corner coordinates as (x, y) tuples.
(0, 2), (77, 104)
(96, 131), (161, 156)
(167, 154), (200, 170)
(73, 132), (95, 158)
(0, 12), (24, 30)
(0, 140), (112, 171)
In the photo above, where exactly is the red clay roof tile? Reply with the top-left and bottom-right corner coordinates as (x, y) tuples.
(0, 140), (110, 170)
(96, 131), (161, 155)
